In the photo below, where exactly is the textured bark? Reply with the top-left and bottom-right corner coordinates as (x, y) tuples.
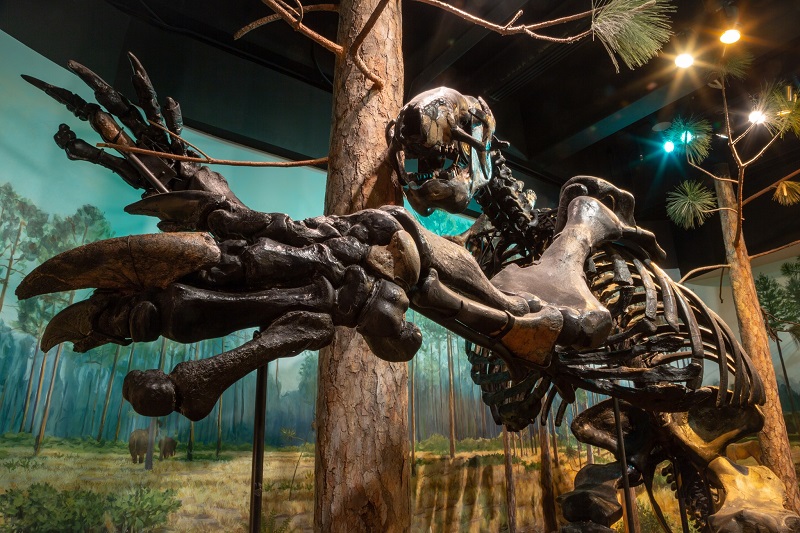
(447, 332), (456, 459)
(539, 420), (558, 533)
(714, 172), (800, 513)
(314, 0), (408, 530)
(503, 426), (518, 533)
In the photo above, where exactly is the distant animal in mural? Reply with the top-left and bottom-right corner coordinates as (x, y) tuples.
(128, 429), (149, 464)
(19, 55), (800, 532)
(726, 439), (764, 466)
(159, 437), (177, 459)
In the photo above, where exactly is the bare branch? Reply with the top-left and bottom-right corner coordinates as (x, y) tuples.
(750, 238), (800, 260)
(742, 129), (784, 168)
(410, 0), (595, 42)
(350, 0), (391, 89)
(688, 159), (729, 183)
(260, 0), (344, 56)
(147, 120), (211, 160)
(743, 167), (800, 206)
(234, 4), (338, 40)
(679, 264), (729, 283)
(97, 143), (328, 168)
(732, 121), (756, 145)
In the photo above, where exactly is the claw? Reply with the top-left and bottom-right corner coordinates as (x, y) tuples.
(42, 299), (132, 353)
(127, 52), (169, 146)
(21, 74), (97, 120)
(16, 232), (221, 299)
(67, 60), (148, 139)
(125, 190), (234, 232)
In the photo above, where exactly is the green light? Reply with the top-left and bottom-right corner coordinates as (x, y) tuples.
(664, 140), (675, 153)
(681, 131), (693, 143)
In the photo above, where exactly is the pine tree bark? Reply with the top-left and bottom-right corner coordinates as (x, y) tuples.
(502, 426), (517, 533)
(314, 0), (408, 530)
(447, 332), (456, 459)
(114, 344), (136, 442)
(539, 419), (557, 533)
(96, 345), (121, 441)
(714, 169), (800, 512)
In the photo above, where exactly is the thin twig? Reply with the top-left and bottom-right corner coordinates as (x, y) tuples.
(97, 143), (328, 168)
(260, 0), (343, 56)
(743, 167), (800, 206)
(722, 83), (743, 168)
(410, 0), (596, 41)
(148, 120), (211, 160)
(234, 4), (338, 40)
(679, 264), (729, 283)
(349, 0), (391, 89)
(678, 236), (800, 283)
(732, 121), (756, 145)
(749, 238), (800, 260)
(688, 159), (730, 183)
(742, 129), (783, 167)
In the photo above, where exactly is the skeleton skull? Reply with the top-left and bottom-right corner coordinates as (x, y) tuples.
(388, 87), (495, 215)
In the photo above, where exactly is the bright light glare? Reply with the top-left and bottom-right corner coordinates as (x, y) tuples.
(720, 29), (741, 44)
(675, 54), (694, 68)
(664, 141), (675, 153)
(749, 110), (766, 124)
(681, 131), (693, 143)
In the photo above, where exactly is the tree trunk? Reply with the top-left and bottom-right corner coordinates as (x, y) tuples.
(502, 426), (517, 533)
(314, 0), (407, 528)
(114, 344), (136, 442)
(447, 332), (456, 459)
(714, 169), (800, 512)
(96, 345), (121, 441)
(18, 339), (41, 433)
(187, 342), (200, 459)
(27, 347), (50, 433)
(33, 341), (66, 455)
(0, 220), (23, 314)
(539, 419), (557, 533)
(410, 358), (416, 475)
(550, 415), (559, 465)
(146, 338), (168, 470)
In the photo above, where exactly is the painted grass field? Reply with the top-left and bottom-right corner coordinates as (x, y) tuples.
(0, 432), (783, 532)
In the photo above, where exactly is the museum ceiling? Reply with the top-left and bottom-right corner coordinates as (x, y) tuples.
(2, 0), (799, 273)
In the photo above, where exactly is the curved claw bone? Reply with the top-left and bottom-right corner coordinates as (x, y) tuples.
(16, 232), (220, 299)
(123, 311), (335, 420)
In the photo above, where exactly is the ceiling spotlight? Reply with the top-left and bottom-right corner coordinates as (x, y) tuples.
(664, 141), (676, 153)
(720, 29), (741, 44)
(681, 131), (694, 143)
(675, 54), (694, 69)
(749, 110), (766, 124)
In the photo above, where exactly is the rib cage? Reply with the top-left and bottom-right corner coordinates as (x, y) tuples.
(468, 240), (765, 431)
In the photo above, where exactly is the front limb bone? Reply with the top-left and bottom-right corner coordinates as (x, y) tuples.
(122, 311), (334, 420)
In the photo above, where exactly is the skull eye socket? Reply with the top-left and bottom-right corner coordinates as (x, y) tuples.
(602, 195), (616, 212)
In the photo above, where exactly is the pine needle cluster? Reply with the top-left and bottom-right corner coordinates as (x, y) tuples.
(666, 180), (717, 229)
(592, 0), (675, 72)
(664, 117), (712, 165)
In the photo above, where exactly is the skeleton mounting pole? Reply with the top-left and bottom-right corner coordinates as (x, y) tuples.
(248, 365), (268, 533)
(614, 397), (637, 533)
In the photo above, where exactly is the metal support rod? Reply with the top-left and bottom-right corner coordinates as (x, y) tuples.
(675, 465), (691, 533)
(613, 397), (637, 533)
(248, 366), (268, 533)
